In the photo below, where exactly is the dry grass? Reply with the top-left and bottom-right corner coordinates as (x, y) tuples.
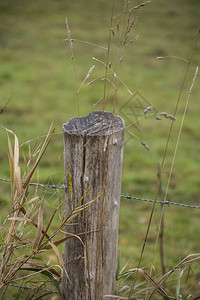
(0, 126), (97, 299)
(114, 253), (200, 299)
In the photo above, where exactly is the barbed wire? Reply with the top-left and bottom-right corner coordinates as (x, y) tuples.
(1, 178), (200, 209)
(8, 283), (59, 294)
(0, 178), (64, 190)
(121, 195), (200, 209)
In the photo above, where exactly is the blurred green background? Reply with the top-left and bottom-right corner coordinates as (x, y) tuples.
(0, 0), (200, 296)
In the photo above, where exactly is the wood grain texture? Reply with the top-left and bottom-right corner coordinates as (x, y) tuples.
(62, 111), (125, 300)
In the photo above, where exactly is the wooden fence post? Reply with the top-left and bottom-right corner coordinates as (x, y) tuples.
(62, 111), (125, 300)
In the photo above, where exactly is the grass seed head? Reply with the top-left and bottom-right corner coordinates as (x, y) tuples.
(111, 28), (115, 37)
(129, 34), (139, 44)
(124, 0), (130, 13)
(144, 106), (153, 114)
(85, 65), (95, 80)
(87, 80), (94, 86)
(141, 141), (150, 151)
(155, 115), (162, 120)
(134, 1), (151, 9)
(160, 112), (176, 121)
(65, 17), (74, 60)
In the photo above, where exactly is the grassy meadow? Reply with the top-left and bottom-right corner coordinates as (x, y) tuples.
(0, 0), (200, 298)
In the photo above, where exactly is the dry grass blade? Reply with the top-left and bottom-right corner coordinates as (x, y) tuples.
(6, 131), (14, 172)
(123, 268), (169, 299)
(41, 236), (75, 250)
(15, 265), (59, 282)
(40, 196), (97, 252)
(38, 197), (69, 247)
(104, 296), (128, 299)
(4, 210), (18, 246)
(4, 128), (21, 195)
(26, 196), (40, 205)
(8, 208), (51, 241)
(6, 132), (14, 198)
(13, 132), (21, 195)
(8, 216), (31, 222)
(48, 240), (70, 282)
(23, 127), (55, 189)
(0, 95), (12, 115)
(47, 210), (80, 244)
(147, 254), (200, 299)
(22, 258), (61, 278)
(33, 196), (45, 250)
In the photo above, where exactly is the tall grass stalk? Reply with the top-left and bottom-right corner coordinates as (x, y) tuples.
(128, 28), (200, 298)
(152, 65), (199, 265)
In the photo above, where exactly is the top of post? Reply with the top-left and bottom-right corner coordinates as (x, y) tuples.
(63, 111), (125, 136)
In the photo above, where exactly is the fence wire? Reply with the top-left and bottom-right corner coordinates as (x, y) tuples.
(120, 195), (200, 209)
(7, 283), (59, 294)
(0, 178), (200, 209)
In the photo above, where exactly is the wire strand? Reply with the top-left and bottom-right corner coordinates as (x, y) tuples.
(0, 178), (199, 209)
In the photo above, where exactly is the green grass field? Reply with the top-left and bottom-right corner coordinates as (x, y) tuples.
(0, 0), (200, 298)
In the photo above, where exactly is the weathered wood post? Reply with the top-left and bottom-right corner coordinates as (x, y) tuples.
(62, 111), (125, 300)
